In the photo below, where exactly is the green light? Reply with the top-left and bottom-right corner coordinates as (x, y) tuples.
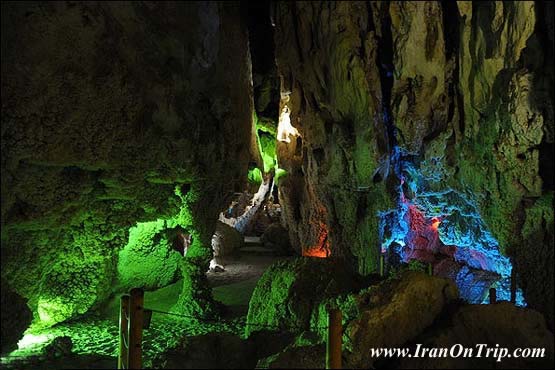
(254, 111), (278, 173)
(37, 297), (74, 328)
(274, 167), (288, 185)
(247, 167), (263, 185)
(17, 333), (54, 351)
(117, 218), (183, 291)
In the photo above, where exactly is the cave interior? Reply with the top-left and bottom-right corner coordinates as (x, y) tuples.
(1, 1), (554, 369)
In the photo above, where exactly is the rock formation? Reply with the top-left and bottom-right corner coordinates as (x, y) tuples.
(1, 1), (257, 327)
(245, 257), (367, 337)
(272, 1), (554, 328)
(1, 1), (553, 364)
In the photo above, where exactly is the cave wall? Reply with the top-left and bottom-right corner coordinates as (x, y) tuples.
(274, 1), (393, 273)
(1, 1), (256, 326)
(273, 1), (554, 327)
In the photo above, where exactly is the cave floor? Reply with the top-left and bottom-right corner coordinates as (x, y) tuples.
(211, 254), (293, 317)
(1, 253), (290, 369)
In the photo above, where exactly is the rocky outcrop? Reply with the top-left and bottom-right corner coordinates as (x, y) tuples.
(116, 221), (183, 292)
(211, 221), (244, 257)
(273, 1), (392, 273)
(1, 281), (33, 354)
(245, 257), (366, 337)
(336, 271), (458, 368)
(251, 270), (553, 369)
(1, 1), (256, 326)
(273, 1), (554, 327)
(154, 333), (258, 369)
(260, 223), (292, 255)
(399, 302), (554, 369)
(448, 1), (554, 328)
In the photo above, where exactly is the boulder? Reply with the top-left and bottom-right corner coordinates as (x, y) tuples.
(212, 221), (244, 257)
(1, 281), (33, 354)
(340, 271), (459, 368)
(245, 257), (366, 337)
(399, 302), (554, 369)
(260, 223), (292, 255)
(154, 333), (257, 369)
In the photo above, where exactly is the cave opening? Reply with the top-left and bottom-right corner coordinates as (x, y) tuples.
(172, 229), (192, 257)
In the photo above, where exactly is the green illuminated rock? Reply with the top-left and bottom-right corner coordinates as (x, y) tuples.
(35, 256), (113, 327)
(1, 1), (257, 327)
(116, 219), (183, 291)
(245, 258), (365, 337)
(248, 167), (264, 185)
(173, 258), (218, 319)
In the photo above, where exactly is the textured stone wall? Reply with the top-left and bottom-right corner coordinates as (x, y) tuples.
(273, 1), (554, 327)
(274, 1), (393, 274)
(1, 1), (256, 326)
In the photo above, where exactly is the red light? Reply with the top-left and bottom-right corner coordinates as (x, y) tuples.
(303, 223), (330, 258)
(303, 247), (329, 258)
(431, 217), (440, 231)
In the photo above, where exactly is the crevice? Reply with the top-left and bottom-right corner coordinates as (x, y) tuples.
(530, 0), (554, 191)
(243, 0), (280, 120)
(374, 2), (396, 152)
(290, 4), (305, 65)
(441, 0), (464, 139)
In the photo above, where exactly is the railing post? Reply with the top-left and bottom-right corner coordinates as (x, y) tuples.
(489, 287), (497, 304)
(326, 308), (342, 369)
(118, 295), (130, 369)
(510, 268), (517, 304)
(128, 288), (144, 369)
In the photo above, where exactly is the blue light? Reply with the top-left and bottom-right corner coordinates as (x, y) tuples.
(377, 146), (526, 306)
